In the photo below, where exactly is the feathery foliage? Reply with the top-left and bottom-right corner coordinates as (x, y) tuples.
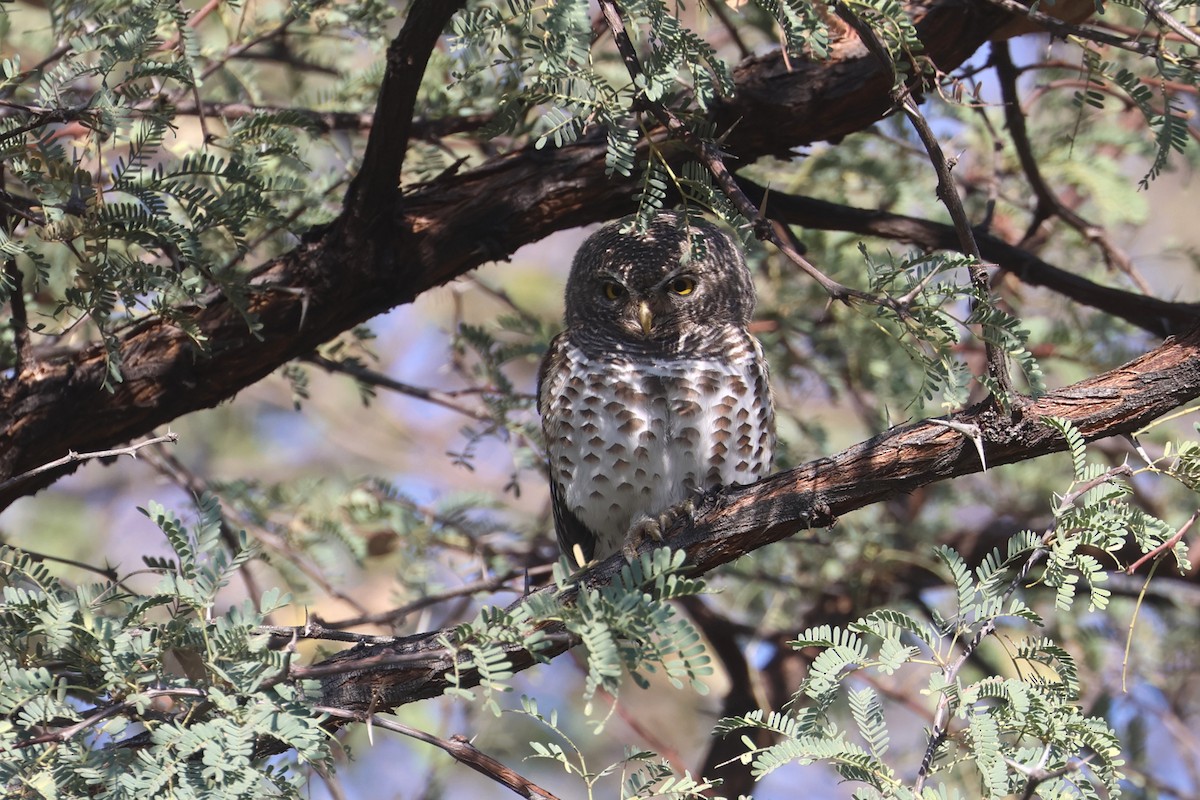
(3, 0), (1199, 797)
(0, 495), (330, 798)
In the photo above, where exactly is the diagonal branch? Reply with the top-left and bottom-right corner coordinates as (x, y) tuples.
(1139, 0), (1200, 48)
(981, 0), (1164, 57)
(0, 0), (1056, 507)
(342, 1), (467, 221)
(0, 433), (178, 494)
(317, 707), (563, 800)
(303, 353), (496, 423)
(833, 1), (1014, 399)
(992, 42), (1150, 293)
(313, 324), (1200, 715)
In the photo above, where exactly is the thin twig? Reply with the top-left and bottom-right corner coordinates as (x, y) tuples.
(0, 106), (96, 145)
(234, 177), (351, 278)
(465, 275), (543, 326)
(1054, 464), (1133, 516)
(993, 42), (1152, 294)
(966, 86), (1004, 236)
(252, 566), (547, 643)
(303, 353), (496, 423)
(1126, 507), (1199, 574)
(705, 0), (752, 59)
(7, 688), (206, 749)
(1011, 753), (1091, 799)
(981, 0), (1164, 58)
(0, 43), (71, 103)
(769, 219), (881, 306)
(255, 619), (400, 645)
(834, 2), (1015, 400)
(5, 546), (120, 583)
(195, 14), (299, 85)
(0, 433), (179, 493)
(1139, 0), (1200, 49)
(158, 0), (223, 53)
(315, 707), (564, 800)
(324, 566), (550, 629)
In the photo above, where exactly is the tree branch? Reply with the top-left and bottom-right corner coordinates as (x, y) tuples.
(316, 707), (563, 800)
(981, 0), (1164, 57)
(833, 1), (1014, 398)
(303, 353), (496, 423)
(0, 433), (178, 494)
(342, 1), (467, 222)
(313, 324), (1200, 715)
(992, 42), (1150, 292)
(0, 0), (1086, 507)
(1138, 0), (1200, 48)
(735, 179), (1200, 338)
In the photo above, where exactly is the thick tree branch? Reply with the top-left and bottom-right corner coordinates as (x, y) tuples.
(313, 324), (1200, 714)
(0, 0), (1132, 507)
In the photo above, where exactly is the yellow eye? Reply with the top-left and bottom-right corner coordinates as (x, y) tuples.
(669, 276), (696, 296)
(602, 282), (624, 300)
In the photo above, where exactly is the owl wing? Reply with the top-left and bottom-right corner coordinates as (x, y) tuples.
(535, 331), (569, 420)
(549, 477), (596, 568)
(537, 332), (597, 568)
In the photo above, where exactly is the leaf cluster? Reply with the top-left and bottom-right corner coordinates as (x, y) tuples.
(0, 494), (331, 799)
(442, 547), (712, 720)
(715, 419), (1198, 798)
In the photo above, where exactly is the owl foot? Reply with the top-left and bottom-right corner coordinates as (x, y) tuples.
(622, 498), (697, 562)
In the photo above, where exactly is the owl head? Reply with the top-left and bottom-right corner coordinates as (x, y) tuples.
(563, 211), (756, 357)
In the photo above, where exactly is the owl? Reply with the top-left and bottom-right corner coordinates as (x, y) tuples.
(537, 211), (775, 567)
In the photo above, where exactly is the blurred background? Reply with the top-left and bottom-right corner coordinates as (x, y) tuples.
(2, 0), (1199, 797)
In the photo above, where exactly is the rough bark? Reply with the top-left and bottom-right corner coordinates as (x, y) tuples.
(0, 0), (1026, 505)
(310, 323), (1200, 714)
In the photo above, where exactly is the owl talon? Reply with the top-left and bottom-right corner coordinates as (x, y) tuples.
(623, 516), (662, 562)
(622, 498), (698, 560)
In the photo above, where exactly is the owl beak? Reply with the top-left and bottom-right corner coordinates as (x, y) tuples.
(637, 300), (654, 336)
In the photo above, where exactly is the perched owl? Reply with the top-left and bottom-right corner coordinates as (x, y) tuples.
(537, 211), (775, 567)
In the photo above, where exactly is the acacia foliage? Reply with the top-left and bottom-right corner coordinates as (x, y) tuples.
(1, 1), (1199, 799)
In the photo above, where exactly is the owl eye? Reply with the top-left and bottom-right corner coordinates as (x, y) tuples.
(601, 281), (625, 301)
(669, 276), (697, 296)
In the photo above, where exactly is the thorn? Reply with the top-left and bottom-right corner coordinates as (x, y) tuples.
(927, 418), (987, 471)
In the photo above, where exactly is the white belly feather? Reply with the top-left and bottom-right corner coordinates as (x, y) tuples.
(545, 341), (774, 559)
